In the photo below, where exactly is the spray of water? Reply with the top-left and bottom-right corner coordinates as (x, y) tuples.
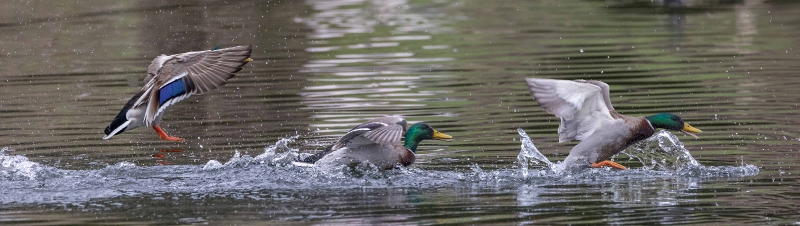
(516, 128), (553, 178)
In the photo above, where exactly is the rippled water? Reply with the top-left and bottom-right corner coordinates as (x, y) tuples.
(1, 0), (799, 224)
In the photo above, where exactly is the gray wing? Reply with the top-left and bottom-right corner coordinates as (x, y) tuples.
(139, 45), (252, 125)
(333, 116), (407, 150)
(525, 78), (615, 143)
(362, 116), (408, 133)
(172, 45), (252, 94)
(297, 117), (407, 163)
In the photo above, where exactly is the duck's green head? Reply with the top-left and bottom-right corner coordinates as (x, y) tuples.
(404, 122), (453, 152)
(645, 113), (702, 138)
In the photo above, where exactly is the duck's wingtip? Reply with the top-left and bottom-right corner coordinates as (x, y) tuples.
(524, 78), (548, 89)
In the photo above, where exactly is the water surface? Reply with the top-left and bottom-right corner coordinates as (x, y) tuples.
(1, 0), (799, 224)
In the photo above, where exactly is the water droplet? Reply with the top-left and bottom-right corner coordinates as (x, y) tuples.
(579, 49), (583, 53)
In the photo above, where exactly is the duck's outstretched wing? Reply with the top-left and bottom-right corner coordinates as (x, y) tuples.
(297, 116), (407, 163)
(525, 78), (615, 143)
(357, 116), (408, 145)
(580, 80), (615, 112)
(133, 45), (252, 126)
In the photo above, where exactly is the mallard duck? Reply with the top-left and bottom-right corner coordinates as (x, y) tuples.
(525, 78), (702, 170)
(103, 45), (253, 141)
(296, 116), (453, 169)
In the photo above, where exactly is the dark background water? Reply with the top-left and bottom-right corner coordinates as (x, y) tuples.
(1, 0), (799, 224)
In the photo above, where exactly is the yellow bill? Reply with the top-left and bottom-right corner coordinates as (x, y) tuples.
(243, 58), (253, 62)
(432, 129), (453, 141)
(681, 122), (702, 139)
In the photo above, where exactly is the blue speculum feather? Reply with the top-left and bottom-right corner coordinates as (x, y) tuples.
(159, 79), (187, 106)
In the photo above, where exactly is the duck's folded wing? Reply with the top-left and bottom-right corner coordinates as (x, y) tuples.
(525, 78), (615, 142)
(141, 45), (253, 125)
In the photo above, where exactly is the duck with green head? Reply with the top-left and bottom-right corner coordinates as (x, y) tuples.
(295, 116), (453, 170)
(525, 78), (702, 171)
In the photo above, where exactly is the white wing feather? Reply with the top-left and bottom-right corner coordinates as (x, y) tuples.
(525, 78), (615, 143)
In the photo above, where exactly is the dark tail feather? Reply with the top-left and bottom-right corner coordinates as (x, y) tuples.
(297, 144), (335, 163)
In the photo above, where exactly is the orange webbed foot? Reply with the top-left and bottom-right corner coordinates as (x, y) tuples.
(591, 160), (627, 170)
(152, 125), (184, 142)
(160, 136), (184, 142)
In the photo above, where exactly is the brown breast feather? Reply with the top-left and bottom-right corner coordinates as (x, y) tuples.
(592, 115), (656, 163)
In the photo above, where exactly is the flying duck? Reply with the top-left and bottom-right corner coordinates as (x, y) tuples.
(103, 45), (252, 141)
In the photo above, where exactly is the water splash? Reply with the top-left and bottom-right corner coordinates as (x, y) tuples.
(0, 147), (53, 180)
(516, 128), (553, 178)
(622, 131), (759, 178)
(254, 135), (301, 166)
(622, 130), (700, 170)
(203, 136), (301, 170)
(514, 129), (759, 178)
(0, 130), (760, 206)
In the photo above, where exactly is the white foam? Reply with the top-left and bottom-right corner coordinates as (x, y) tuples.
(0, 147), (48, 180)
(202, 136), (302, 170)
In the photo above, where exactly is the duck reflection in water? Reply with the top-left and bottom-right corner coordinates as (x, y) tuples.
(152, 149), (184, 165)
